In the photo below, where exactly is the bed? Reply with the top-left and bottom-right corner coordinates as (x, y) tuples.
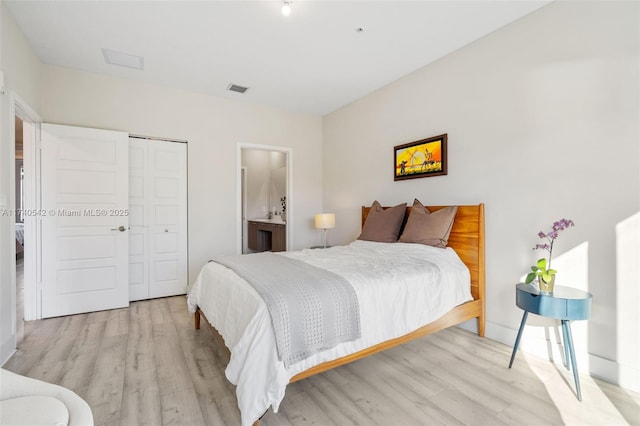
(15, 223), (24, 258)
(188, 203), (485, 426)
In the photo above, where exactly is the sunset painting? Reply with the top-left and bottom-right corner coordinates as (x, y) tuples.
(394, 134), (448, 181)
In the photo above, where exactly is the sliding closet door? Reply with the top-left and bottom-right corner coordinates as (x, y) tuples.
(129, 138), (187, 301)
(40, 123), (129, 317)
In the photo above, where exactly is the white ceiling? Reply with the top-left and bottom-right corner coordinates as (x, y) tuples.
(5, 0), (550, 115)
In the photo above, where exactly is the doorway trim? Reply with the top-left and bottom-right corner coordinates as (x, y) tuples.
(9, 91), (42, 328)
(236, 143), (293, 254)
(241, 166), (247, 254)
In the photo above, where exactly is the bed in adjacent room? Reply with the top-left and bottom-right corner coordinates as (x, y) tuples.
(15, 222), (24, 258)
(187, 201), (485, 425)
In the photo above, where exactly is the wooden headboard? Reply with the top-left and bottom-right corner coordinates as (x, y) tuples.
(361, 204), (485, 305)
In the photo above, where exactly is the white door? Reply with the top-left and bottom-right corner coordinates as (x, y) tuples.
(128, 139), (149, 301)
(41, 124), (129, 318)
(129, 138), (187, 301)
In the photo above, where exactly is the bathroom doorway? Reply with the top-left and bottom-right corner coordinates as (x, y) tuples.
(14, 115), (25, 346)
(9, 93), (41, 344)
(237, 144), (292, 254)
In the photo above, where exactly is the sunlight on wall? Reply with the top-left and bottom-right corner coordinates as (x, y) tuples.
(616, 212), (640, 392)
(518, 242), (590, 370)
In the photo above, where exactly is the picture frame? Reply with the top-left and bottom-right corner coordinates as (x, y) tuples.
(394, 134), (447, 181)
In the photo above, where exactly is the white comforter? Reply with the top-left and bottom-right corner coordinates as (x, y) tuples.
(15, 223), (25, 246)
(187, 240), (472, 426)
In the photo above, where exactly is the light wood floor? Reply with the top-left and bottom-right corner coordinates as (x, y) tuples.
(4, 296), (639, 426)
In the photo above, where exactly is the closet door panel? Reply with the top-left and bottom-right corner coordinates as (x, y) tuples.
(128, 139), (149, 301)
(148, 141), (188, 298)
(128, 138), (187, 300)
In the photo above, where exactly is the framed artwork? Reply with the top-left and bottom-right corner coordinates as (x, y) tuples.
(394, 133), (447, 181)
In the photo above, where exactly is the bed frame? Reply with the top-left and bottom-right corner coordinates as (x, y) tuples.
(194, 203), (485, 423)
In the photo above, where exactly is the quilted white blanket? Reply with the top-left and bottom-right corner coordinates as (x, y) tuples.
(212, 252), (361, 367)
(187, 240), (472, 426)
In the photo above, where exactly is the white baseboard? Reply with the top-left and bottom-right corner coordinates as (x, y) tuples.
(618, 363), (640, 393)
(589, 354), (640, 393)
(457, 320), (639, 393)
(0, 335), (16, 367)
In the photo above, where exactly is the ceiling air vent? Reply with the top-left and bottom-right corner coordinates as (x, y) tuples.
(227, 83), (249, 94)
(102, 48), (144, 70)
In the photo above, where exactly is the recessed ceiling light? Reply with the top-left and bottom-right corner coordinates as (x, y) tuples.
(227, 83), (249, 94)
(102, 48), (144, 70)
(282, 1), (292, 16)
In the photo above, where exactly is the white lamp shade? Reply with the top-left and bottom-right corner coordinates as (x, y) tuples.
(315, 213), (335, 229)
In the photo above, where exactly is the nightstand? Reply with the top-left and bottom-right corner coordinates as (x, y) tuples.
(508, 283), (592, 400)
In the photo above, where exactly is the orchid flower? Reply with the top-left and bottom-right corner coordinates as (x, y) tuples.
(525, 218), (575, 285)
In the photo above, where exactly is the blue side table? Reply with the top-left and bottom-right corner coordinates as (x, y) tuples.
(508, 283), (592, 400)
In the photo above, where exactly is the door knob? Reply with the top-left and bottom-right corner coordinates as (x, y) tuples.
(110, 225), (127, 232)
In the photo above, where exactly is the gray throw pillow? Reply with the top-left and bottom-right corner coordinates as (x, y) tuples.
(358, 201), (407, 243)
(399, 199), (458, 248)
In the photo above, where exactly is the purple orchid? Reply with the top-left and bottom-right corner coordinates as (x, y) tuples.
(525, 218), (575, 285)
(534, 218), (575, 267)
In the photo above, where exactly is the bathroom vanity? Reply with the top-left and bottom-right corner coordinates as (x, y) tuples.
(247, 219), (286, 252)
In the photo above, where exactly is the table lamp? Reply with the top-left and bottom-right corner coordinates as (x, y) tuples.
(314, 213), (335, 248)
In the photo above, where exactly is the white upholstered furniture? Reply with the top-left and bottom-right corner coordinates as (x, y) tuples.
(0, 369), (93, 426)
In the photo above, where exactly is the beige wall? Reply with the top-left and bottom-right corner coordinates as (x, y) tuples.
(0, 1), (324, 363)
(40, 64), (324, 284)
(0, 0), (43, 362)
(323, 0), (639, 388)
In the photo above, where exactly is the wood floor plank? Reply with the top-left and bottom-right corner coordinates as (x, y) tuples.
(3, 316), (66, 376)
(166, 296), (235, 425)
(289, 378), (359, 426)
(119, 300), (163, 426)
(327, 358), (428, 425)
(151, 299), (206, 426)
(25, 314), (88, 384)
(276, 388), (339, 426)
(496, 402), (564, 426)
(388, 340), (511, 414)
(370, 352), (464, 425)
(57, 317), (107, 398)
(84, 309), (129, 425)
(404, 331), (562, 418)
(346, 354), (464, 425)
(595, 379), (640, 425)
(429, 389), (511, 426)
(5, 295), (639, 426)
(273, 372), (375, 426)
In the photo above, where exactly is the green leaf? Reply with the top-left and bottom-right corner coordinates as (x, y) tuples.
(541, 272), (553, 282)
(525, 273), (536, 284)
(536, 258), (547, 269)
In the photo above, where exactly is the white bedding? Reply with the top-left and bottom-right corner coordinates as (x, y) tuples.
(15, 223), (24, 246)
(187, 240), (472, 426)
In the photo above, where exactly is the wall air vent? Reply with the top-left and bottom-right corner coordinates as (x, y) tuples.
(227, 84), (249, 94)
